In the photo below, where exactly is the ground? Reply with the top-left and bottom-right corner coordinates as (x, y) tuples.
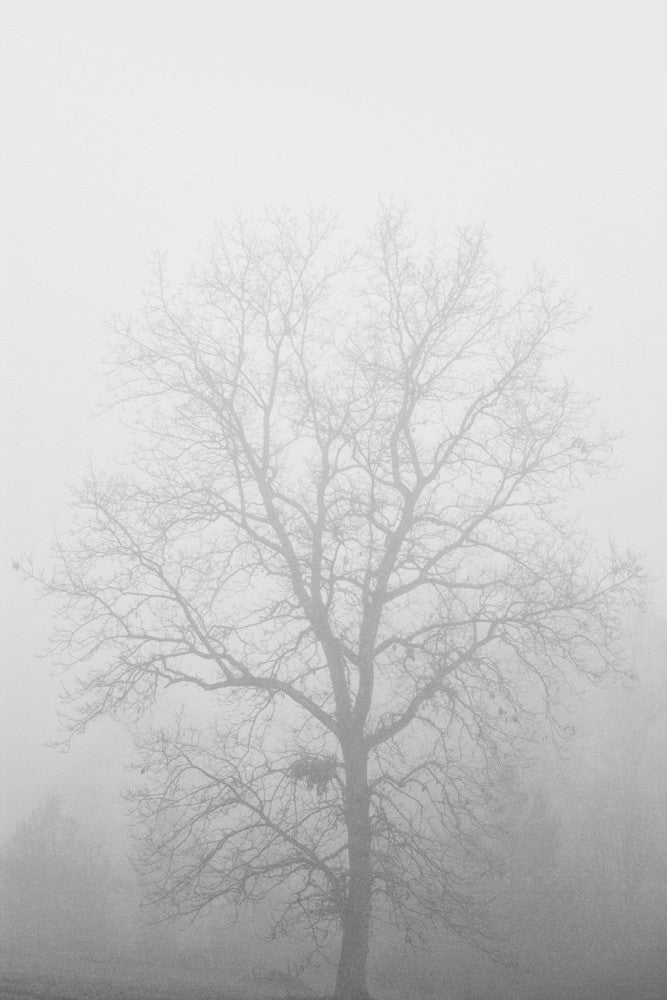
(0, 972), (329, 1000)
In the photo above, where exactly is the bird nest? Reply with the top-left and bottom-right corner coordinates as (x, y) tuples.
(288, 754), (338, 796)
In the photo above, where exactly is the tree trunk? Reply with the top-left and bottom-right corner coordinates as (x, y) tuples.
(335, 752), (373, 1000)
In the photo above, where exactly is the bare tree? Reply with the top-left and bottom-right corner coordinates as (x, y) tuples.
(29, 206), (639, 999)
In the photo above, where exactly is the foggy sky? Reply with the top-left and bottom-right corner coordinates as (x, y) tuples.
(1, 1), (666, 837)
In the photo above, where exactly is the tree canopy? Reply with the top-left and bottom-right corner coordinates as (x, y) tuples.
(30, 206), (640, 998)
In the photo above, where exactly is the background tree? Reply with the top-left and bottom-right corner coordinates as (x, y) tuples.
(0, 798), (114, 961)
(473, 618), (667, 999)
(28, 206), (639, 999)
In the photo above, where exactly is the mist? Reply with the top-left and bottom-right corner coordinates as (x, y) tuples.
(2, 3), (666, 999)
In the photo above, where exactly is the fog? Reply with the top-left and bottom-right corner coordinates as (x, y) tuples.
(1, 3), (666, 998)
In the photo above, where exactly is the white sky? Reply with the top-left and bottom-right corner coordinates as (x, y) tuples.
(1, 0), (666, 833)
